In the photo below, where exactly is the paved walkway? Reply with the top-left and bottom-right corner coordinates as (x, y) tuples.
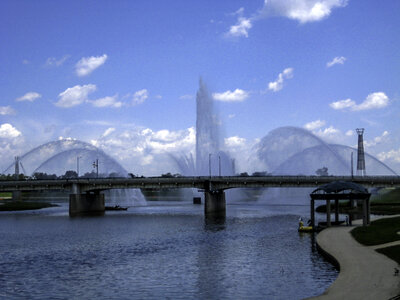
(310, 224), (400, 300)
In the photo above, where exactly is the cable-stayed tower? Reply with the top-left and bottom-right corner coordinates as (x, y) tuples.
(356, 128), (366, 176)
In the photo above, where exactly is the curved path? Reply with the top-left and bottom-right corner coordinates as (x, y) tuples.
(310, 224), (400, 299)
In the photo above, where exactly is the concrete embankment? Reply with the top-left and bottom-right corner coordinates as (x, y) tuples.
(310, 224), (400, 300)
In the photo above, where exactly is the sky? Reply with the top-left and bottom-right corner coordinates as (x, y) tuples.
(1, 0), (400, 175)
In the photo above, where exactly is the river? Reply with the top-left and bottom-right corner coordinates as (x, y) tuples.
(0, 200), (337, 299)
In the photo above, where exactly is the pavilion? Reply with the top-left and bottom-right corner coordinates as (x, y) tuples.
(310, 181), (371, 228)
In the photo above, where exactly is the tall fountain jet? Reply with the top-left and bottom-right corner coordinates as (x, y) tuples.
(196, 78), (220, 175)
(356, 128), (366, 176)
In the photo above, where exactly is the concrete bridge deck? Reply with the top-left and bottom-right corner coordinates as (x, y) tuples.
(0, 175), (399, 193)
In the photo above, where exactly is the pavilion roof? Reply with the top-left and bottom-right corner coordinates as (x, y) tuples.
(312, 180), (368, 194)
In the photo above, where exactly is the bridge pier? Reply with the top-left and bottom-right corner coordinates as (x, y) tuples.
(204, 190), (226, 220)
(69, 188), (105, 216)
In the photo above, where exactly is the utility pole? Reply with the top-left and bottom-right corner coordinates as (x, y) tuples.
(93, 159), (99, 178)
(351, 152), (354, 178)
(14, 156), (19, 180)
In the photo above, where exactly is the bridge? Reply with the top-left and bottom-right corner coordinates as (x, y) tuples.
(1, 175), (399, 216)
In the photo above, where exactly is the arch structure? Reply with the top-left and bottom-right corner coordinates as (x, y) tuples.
(3, 139), (128, 177)
(257, 126), (397, 176)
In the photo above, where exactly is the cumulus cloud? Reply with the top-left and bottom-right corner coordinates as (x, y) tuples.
(345, 130), (354, 136)
(90, 95), (122, 108)
(268, 68), (294, 92)
(55, 84), (97, 108)
(330, 92), (389, 111)
(364, 131), (389, 148)
(132, 89), (149, 105)
(327, 56), (346, 68)
(90, 126), (196, 175)
(45, 55), (70, 67)
(75, 54), (107, 77)
(16, 92), (41, 102)
(224, 136), (246, 147)
(304, 119), (326, 131)
(213, 89), (249, 102)
(377, 148), (400, 163)
(226, 0), (348, 38)
(0, 106), (16, 115)
(0, 123), (21, 138)
(227, 17), (252, 38)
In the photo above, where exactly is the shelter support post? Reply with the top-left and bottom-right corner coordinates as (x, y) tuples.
(326, 199), (331, 227)
(311, 198), (315, 229)
(335, 199), (339, 223)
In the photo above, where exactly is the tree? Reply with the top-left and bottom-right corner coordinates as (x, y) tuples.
(315, 167), (329, 176)
(62, 170), (78, 179)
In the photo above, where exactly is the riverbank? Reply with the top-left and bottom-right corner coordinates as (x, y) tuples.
(310, 216), (400, 300)
(0, 201), (57, 211)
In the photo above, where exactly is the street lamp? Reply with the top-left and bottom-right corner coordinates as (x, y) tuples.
(218, 155), (221, 177)
(77, 156), (82, 178)
(209, 153), (212, 178)
(93, 159), (99, 178)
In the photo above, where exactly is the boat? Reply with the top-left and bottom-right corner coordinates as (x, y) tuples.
(105, 205), (128, 211)
(298, 226), (313, 232)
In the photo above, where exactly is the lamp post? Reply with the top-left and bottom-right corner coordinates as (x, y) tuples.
(77, 156), (82, 178)
(209, 153), (212, 178)
(218, 155), (221, 177)
(93, 159), (99, 178)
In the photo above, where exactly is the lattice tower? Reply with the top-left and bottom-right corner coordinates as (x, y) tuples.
(356, 128), (366, 176)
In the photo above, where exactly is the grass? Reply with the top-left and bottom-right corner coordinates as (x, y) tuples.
(0, 192), (12, 198)
(351, 216), (400, 246)
(376, 245), (400, 265)
(0, 201), (57, 211)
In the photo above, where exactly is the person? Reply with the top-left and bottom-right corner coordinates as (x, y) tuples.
(345, 215), (349, 226)
(307, 219), (312, 226)
(298, 217), (304, 229)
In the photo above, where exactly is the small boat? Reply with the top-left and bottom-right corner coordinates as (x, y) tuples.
(298, 226), (313, 232)
(105, 205), (128, 211)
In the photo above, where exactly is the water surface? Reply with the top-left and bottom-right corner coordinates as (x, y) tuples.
(0, 201), (337, 299)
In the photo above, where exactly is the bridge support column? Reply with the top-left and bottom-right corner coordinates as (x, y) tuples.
(204, 190), (226, 219)
(12, 190), (22, 201)
(69, 191), (105, 216)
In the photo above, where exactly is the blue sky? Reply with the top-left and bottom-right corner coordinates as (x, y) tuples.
(1, 0), (399, 175)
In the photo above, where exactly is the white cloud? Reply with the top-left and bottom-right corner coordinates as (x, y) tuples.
(364, 131), (390, 148)
(0, 106), (16, 115)
(45, 55), (70, 67)
(213, 89), (249, 102)
(75, 54), (107, 77)
(353, 92), (389, 111)
(55, 84), (97, 108)
(327, 56), (346, 68)
(226, 0), (347, 38)
(132, 89), (149, 105)
(225, 136), (246, 147)
(16, 92), (41, 102)
(345, 130), (354, 136)
(377, 148), (400, 163)
(313, 126), (341, 142)
(179, 94), (194, 100)
(304, 119), (325, 131)
(330, 92), (389, 111)
(268, 68), (294, 92)
(90, 95), (122, 108)
(227, 17), (252, 37)
(102, 127), (115, 138)
(262, 0), (348, 23)
(228, 114), (236, 119)
(0, 123), (21, 138)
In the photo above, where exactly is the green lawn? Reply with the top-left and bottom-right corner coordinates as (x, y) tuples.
(376, 245), (400, 265)
(351, 216), (400, 246)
